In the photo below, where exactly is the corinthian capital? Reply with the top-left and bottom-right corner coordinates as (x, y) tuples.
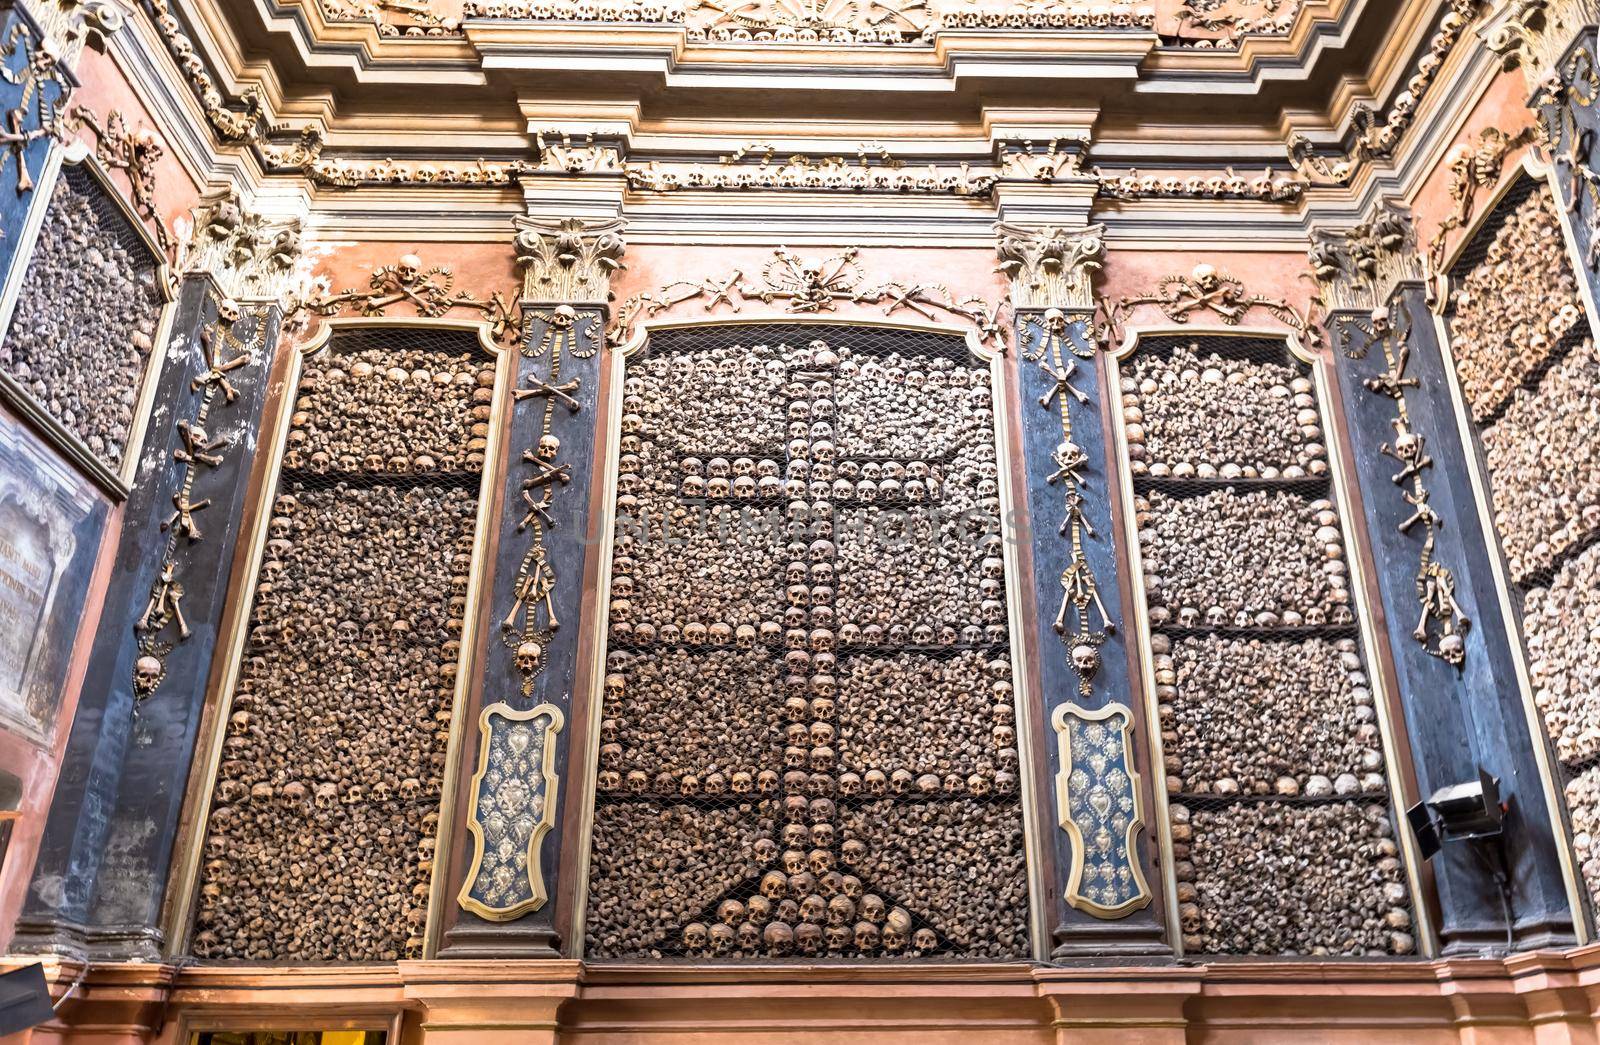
(513, 216), (627, 305)
(183, 186), (303, 302)
(994, 222), (1104, 310)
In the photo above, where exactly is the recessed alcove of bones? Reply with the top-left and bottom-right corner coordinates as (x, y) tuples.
(1112, 330), (1417, 957)
(585, 321), (1030, 961)
(189, 323), (501, 962)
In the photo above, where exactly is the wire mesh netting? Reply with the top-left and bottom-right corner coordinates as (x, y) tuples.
(0, 162), (164, 470)
(1120, 333), (1416, 957)
(586, 322), (1031, 962)
(1445, 175), (1600, 923)
(190, 326), (493, 961)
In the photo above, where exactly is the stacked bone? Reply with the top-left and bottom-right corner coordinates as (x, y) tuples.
(1172, 800), (1414, 956)
(1122, 344), (1327, 477)
(841, 799), (1029, 959)
(1524, 543), (1600, 766)
(1125, 336), (1408, 957)
(1138, 488), (1350, 628)
(833, 348), (993, 460)
(1449, 185), (1586, 423)
(1157, 633), (1385, 796)
(837, 651), (1012, 789)
(191, 481), (473, 961)
(587, 334), (1027, 962)
(597, 648), (785, 789)
(3, 173), (161, 468)
(586, 801), (773, 959)
(283, 347), (493, 474)
(1481, 336), (1600, 584)
(1565, 766), (1600, 917)
(616, 411), (788, 637)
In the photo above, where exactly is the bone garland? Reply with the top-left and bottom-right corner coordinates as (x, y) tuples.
(68, 107), (174, 259)
(1423, 125), (1543, 293)
(306, 253), (521, 345)
(457, 702), (564, 919)
(1095, 263), (1318, 351)
(1345, 308), (1469, 665)
(1283, 0), (1485, 188)
(626, 156), (996, 196)
(1542, 46), (1600, 272)
(0, 19), (71, 197)
(1052, 702), (1149, 917)
(1024, 310), (1113, 694)
(134, 297), (264, 698)
(608, 246), (1006, 349)
(500, 306), (586, 696)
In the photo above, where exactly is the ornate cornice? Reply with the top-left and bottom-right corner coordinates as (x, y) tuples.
(995, 222), (1104, 311)
(1308, 198), (1424, 312)
(183, 186), (303, 301)
(514, 216), (627, 305)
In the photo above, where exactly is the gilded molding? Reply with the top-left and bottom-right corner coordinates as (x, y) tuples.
(1308, 198), (1424, 312)
(1052, 701), (1151, 918)
(135, 297), (268, 696)
(608, 245), (1007, 347)
(306, 253), (521, 344)
(995, 222), (1103, 311)
(457, 701), (564, 920)
(513, 216), (627, 305)
(183, 186), (303, 301)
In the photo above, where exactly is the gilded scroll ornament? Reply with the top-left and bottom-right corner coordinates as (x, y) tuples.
(458, 701), (564, 920)
(1052, 702), (1150, 918)
(995, 222), (1102, 310)
(609, 245), (1005, 347)
(306, 253), (521, 345)
(1097, 263), (1317, 350)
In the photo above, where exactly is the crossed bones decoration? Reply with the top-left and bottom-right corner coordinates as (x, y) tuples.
(1352, 305), (1469, 666)
(1096, 263), (1319, 352)
(308, 252), (522, 345)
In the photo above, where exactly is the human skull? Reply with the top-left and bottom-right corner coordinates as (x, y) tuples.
(216, 297), (242, 326)
(396, 253), (424, 283)
(516, 640), (543, 675)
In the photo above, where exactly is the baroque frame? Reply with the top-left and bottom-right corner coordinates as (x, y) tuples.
(1105, 321), (1433, 958)
(162, 316), (515, 961)
(564, 312), (1051, 962)
(0, 148), (176, 498)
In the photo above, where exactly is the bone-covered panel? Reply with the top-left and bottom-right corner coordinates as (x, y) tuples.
(2, 166), (164, 471)
(586, 323), (1029, 961)
(190, 327), (488, 961)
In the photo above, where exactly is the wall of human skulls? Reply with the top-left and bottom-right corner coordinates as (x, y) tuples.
(589, 325), (1028, 960)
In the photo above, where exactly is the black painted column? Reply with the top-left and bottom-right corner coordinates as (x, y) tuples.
(15, 257), (291, 959)
(996, 223), (1169, 957)
(1315, 205), (1577, 952)
(443, 216), (623, 957)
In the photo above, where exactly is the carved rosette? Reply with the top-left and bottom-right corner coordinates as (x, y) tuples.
(183, 187), (304, 301)
(994, 222), (1103, 311)
(458, 702), (564, 920)
(1052, 702), (1150, 918)
(514, 215), (627, 306)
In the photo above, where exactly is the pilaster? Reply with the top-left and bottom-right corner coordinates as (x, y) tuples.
(13, 212), (293, 958)
(995, 221), (1168, 958)
(1313, 200), (1579, 954)
(441, 213), (624, 958)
